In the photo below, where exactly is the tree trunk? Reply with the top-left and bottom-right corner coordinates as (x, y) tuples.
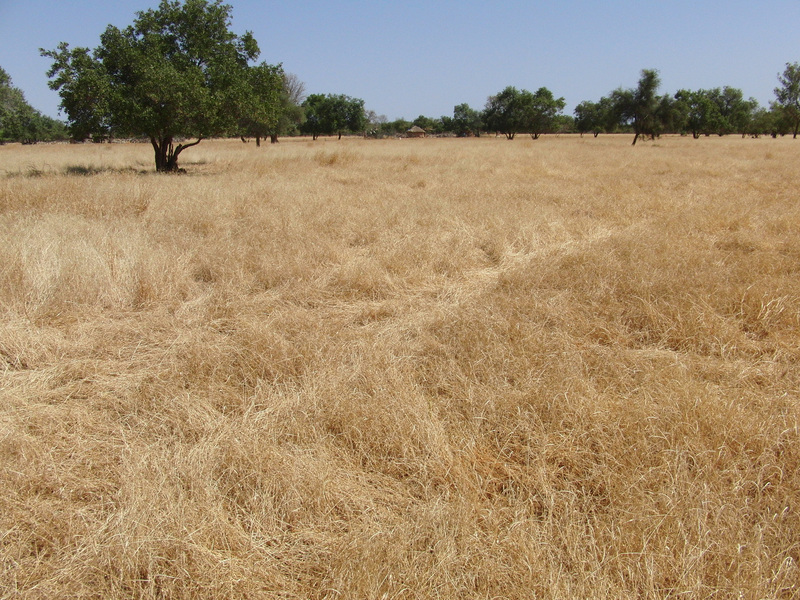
(270, 134), (279, 144)
(150, 136), (202, 172)
(151, 136), (173, 172)
(256, 136), (261, 147)
(632, 132), (639, 146)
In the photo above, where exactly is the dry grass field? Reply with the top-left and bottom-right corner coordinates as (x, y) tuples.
(1, 134), (799, 599)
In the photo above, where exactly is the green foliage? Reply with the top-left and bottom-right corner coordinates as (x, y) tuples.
(0, 66), (68, 144)
(301, 93), (366, 140)
(411, 114), (452, 135)
(375, 118), (412, 137)
(712, 87), (759, 135)
(552, 114), (575, 134)
(452, 103), (482, 137)
(269, 73), (307, 141)
(744, 106), (781, 137)
(527, 87), (566, 139)
(774, 62), (800, 138)
(483, 86), (529, 140)
(675, 87), (759, 138)
(40, 44), (112, 141)
(300, 93), (326, 140)
(42, 0), (279, 171)
(574, 96), (617, 137)
(412, 114), (437, 132)
(574, 100), (600, 136)
(674, 89), (720, 138)
(237, 63), (285, 143)
(483, 86), (565, 140)
(611, 69), (670, 145)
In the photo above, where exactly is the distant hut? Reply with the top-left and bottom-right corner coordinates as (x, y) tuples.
(407, 125), (426, 138)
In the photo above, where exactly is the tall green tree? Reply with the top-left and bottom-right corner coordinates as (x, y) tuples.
(573, 96), (615, 137)
(674, 89), (723, 138)
(611, 69), (664, 145)
(483, 86), (530, 140)
(452, 103), (482, 137)
(745, 106), (778, 138)
(674, 87), (757, 138)
(411, 114), (454, 135)
(710, 87), (758, 136)
(237, 62), (285, 146)
(527, 87), (566, 139)
(774, 62), (800, 138)
(483, 86), (564, 140)
(299, 94), (325, 140)
(574, 100), (601, 137)
(42, 0), (279, 171)
(266, 73), (306, 143)
(301, 94), (366, 140)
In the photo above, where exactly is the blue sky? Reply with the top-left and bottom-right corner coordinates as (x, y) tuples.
(1, 0), (798, 121)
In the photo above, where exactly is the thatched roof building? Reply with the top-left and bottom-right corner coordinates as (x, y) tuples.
(407, 125), (426, 138)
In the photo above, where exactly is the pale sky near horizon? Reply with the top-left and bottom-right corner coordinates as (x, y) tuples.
(1, 0), (798, 122)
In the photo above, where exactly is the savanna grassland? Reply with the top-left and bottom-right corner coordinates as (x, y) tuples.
(1, 135), (799, 599)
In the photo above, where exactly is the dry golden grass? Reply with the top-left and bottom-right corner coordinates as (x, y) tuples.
(1, 135), (799, 599)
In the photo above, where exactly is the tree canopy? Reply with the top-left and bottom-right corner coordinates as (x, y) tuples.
(674, 87), (758, 138)
(610, 69), (665, 145)
(482, 86), (565, 140)
(774, 62), (800, 138)
(527, 87), (566, 139)
(301, 93), (366, 140)
(237, 63), (286, 146)
(0, 66), (67, 144)
(42, 0), (283, 171)
(452, 103), (483, 137)
(483, 87), (530, 140)
(573, 98), (616, 137)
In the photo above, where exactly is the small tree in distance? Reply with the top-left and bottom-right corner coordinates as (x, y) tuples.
(452, 103), (482, 137)
(574, 100), (605, 137)
(573, 97), (616, 137)
(301, 94), (366, 140)
(611, 69), (664, 145)
(483, 86), (564, 139)
(266, 73), (307, 143)
(527, 87), (566, 139)
(483, 87), (528, 139)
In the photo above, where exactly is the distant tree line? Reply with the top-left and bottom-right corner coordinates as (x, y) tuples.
(8, 0), (798, 170)
(570, 68), (800, 143)
(401, 67), (800, 145)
